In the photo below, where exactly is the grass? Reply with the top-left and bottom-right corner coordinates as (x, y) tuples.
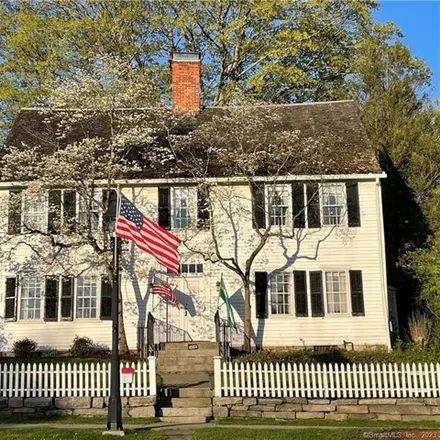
(192, 428), (361, 440)
(0, 429), (166, 440)
(215, 417), (440, 429)
(0, 414), (158, 425)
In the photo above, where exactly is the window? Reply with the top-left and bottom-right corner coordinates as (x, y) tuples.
(76, 276), (98, 318)
(172, 187), (194, 229)
(322, 184), (346, 226)
(325, 271), (348, 314)
(268, 186), (289, 226)
(22, 195), (46, 231)
(270, 272), (291, 314)
(77, 191), (100, 230)
(20, 277), (43, 319)
(168, 263), (204, 275)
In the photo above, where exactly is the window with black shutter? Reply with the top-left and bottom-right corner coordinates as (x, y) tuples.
(306, 184), (321, 228)
(292, 184), (305, 228)
(251, 184), (266, 229)
(197, 185), (210, 228)
(8, 190), (22, 234)
(63, 191), (76, 230)
(48, 190), (62, 234)
(255, 271), (268, 319)
(102, 189), (117, 231)
(158, 187), (171, 229)
(310, 271), (324, 317)
(44, 277), (59, 321)
(350, 270), (365, 316)
(5, 277), (17, 320)
(294, 271), (308, 317)
(100, 279), (112, 320)
(60, 277), (74, 319)
(346, 182), (361, 227)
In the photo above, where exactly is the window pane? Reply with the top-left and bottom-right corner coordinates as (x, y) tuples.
(270, 272), (290, 315)
(23, 195), (46, 231)
(322, 184), (346, 226)
(76, 276), (97, 319)
(326, 271), (347, 314)
(77, 191), (100, 231)
(173, 187), (193, 228)
(20, 277), (43, 320)
(269, 186), (289, 226)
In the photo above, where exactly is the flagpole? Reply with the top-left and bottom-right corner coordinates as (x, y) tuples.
(107, 187), (123, 433)
(165, 297), (169, 343)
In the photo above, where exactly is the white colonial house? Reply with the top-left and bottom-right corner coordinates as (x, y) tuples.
(0, 54), (391, 354)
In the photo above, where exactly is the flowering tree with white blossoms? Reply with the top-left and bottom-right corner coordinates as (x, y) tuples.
(157, 108), (326, 352)
(1, 56), (164, 353)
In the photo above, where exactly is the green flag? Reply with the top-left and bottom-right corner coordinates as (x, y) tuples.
(219, 274), (236, 328)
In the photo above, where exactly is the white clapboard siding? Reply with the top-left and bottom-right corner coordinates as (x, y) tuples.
(0, 358), (156, 398)
(213, 358), (440, 398)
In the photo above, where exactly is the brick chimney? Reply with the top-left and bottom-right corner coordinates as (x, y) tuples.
(171, 52), (201, 112)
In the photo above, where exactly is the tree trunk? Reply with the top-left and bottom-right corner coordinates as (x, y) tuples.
(243, 282), (252, 352)
(118, 288), (129, 354)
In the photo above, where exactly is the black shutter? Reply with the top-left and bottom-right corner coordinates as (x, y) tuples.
(346, 182), (361, 227)
(294, 271), (308, 317)
(48, 190), (62, 234)
(103, 189), (117, 231)
(251, 184), (266, 229)
(5, 277), (17, 320)
(310, 271), (324, 317)
(292, 183), (305, 228)
(197, 185), (210, 228)
(158, 187), (171, 229)
(350, 270), (365, 316)
(255, 271), (268, 319)
(63, 191), (76, 229)
(8, 190), (22, 234)
(44, 277), (59, 321)
(100, 278), (112, 320)
(60, 277), (74, 319)
(306, 183), (321, 228)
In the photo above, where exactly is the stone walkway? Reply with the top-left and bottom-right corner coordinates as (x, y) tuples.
(160, 373), (211, 388)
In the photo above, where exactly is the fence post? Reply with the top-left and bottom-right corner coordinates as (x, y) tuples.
(214, 356), (222, 397)
(148, 356), (157, 396)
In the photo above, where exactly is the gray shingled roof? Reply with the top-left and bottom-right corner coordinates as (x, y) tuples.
(4, 100), (381, 180)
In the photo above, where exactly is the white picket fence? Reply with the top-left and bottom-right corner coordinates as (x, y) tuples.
(0, 357), (156, 398)
(213, 357), (440, 398)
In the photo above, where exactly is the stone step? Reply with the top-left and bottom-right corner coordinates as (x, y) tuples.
(159, 388), (212, 398)
(159, 416), (210, 424)
(158, 366), (212, 374)
(159, 407), (212, 417)
(158, 352), (219, 360)
(163, 342), (219, 351)
(157, 397), (212, 408)
(179, 388), (212, 398)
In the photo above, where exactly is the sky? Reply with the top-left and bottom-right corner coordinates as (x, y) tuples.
(373, 0), (440, 99)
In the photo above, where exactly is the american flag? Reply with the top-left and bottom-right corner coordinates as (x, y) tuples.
(115, 194), (181, 273)
(152, 283), (180, 307)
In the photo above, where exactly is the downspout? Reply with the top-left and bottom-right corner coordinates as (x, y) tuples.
(376, 177), (392, 350)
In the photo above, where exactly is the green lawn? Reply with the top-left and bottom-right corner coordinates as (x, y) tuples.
(192, 428), (360, 440)
(0, 428), (165, 440)
(0, 414), (158, 425)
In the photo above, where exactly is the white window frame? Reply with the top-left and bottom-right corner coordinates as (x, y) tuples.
(269, 272), (292, 315)
(76, 189), (102, 231)
(168, 263), (204, 277)
(75, 276), (99, 319)
(22, 193), (47, 233)
(18, 277), (44, 320)
(267, 184), (291, 227)
(171, 187), (196, 229)
(321, 183), (347, 226)
(324, 270), (349, 315)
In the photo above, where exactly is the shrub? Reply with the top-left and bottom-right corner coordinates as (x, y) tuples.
(407, 311), (432, 346)
(69, 336), (97, 357)
(13, 338), (37, 359)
